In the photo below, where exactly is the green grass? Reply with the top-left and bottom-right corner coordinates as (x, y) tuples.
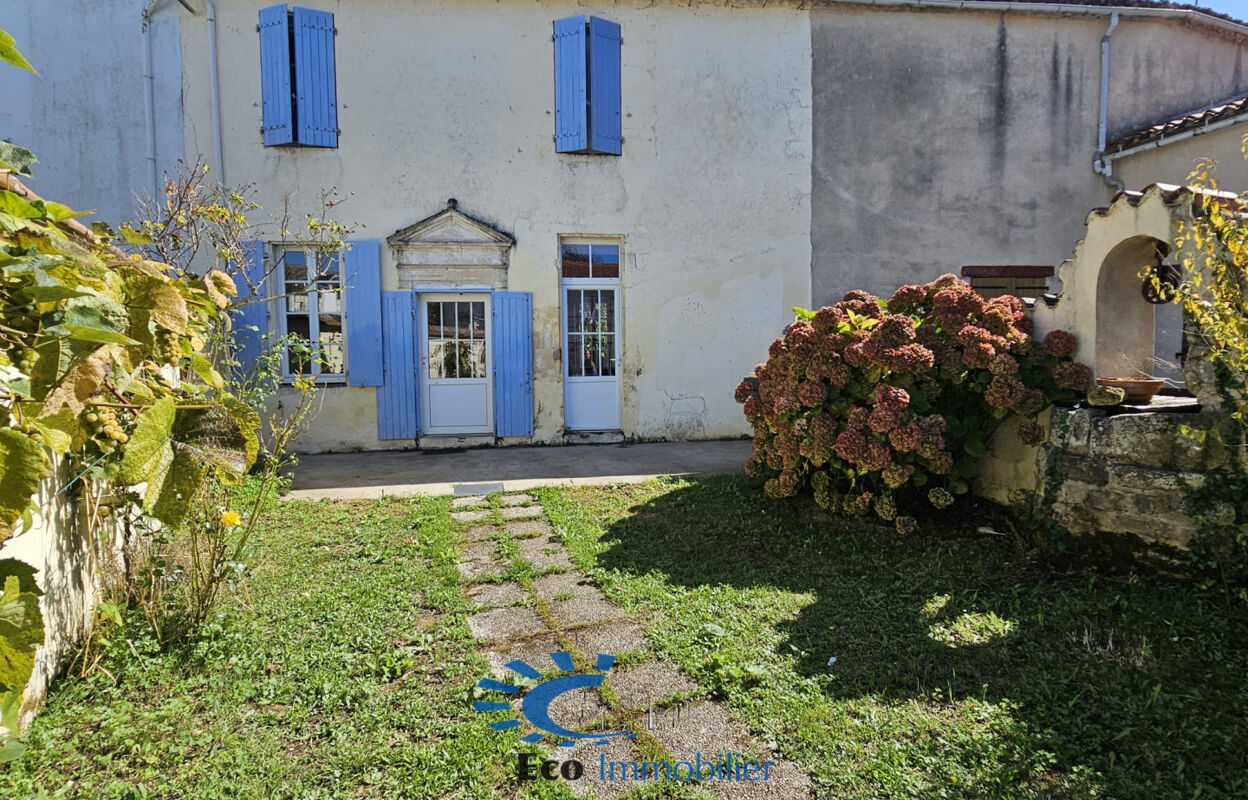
(3, 496), (575, 800)
(6, 477), (1247, 799)
(535, 477), (1248, 800)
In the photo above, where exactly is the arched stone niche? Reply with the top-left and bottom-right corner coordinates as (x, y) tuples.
(1033, 184), (1197, 383)
(387, 199), (515, 290)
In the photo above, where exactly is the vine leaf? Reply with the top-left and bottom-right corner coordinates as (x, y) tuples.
(0, 430), (44, 541)
(39, 346), (112, 416)
(125, 276), (188, 335)
(0, 29), (36, 74)
(0, 141), (36, 176)
(0, 574), (43, 692)
(116, 397), (176, 488)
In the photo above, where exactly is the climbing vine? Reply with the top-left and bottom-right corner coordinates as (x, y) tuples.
(0, 29), (258, 757)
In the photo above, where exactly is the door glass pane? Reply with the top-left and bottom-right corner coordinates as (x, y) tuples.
(471, 302), (486, 339)
(596, 334), (611, 376)
(591, 245), (620, 279)
(428, 302), (442, 339)
(600, 290), (615, 333)
(456, 302), (470, 340)
(566, 290), (582, 333)
(566, 334), (583, 377)
(561, 244), (591, 278)
(582, 292), (601, 333)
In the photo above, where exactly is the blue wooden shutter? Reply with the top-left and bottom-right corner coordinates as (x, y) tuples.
(342, 240), (383, 386)
(292, 6), (338, 147)
(258, 5), (294, 146)
(231, 241), (268, 378)
(553, 16), (588, 153)
(588, 17), (622, 155)
(377, 291), (418, 440)
(492, 291), (533, 437)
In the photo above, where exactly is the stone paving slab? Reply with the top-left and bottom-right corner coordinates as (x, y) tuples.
(464, 524), (500, 542)
(452, 494), (488, 508)
(533, 572), (600, 602)
(609, 661), (698, 711)
(505, 519), (554, 538)
(551, 595), (627, 628)
(457, 542), (507, 581)
(568, 621), (651, 659)
(516, 536), (574, 571)
(648, 702), (812, 800)
(466, 606), (546, 643)
(502, 504), (545, 519)
(501, 494), (534, 506)
(466, 581), (529, 609)
(485, 632), (568, 680)
(567, 735), (640, 798)
(451, 509), (491, 523)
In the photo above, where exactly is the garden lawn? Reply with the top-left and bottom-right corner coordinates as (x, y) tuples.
(5, 476), (1248, 799)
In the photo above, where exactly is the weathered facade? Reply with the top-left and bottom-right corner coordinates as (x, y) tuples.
(811, 2), (1248, 306)
(10, 0), (1248, 453)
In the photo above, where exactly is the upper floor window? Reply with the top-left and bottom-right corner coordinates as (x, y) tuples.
(276, 246), (345, 380)
(258, 5), (339, 148)
(553, 16), (622, 155)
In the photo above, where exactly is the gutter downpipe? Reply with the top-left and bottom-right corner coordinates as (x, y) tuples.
(142, 0), (175, 202)
(205, 0), (224, 186)
(1093, 13), (1124, 191)
(144, 0), (221, 201)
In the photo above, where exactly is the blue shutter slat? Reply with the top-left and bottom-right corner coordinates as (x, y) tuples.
(258, 5), (293, 146)
(377, 291), (418, 440)
(293, 6), (338, 147)
(231, 241), (268, 378)
(492, 291), (534, 437)
(342, 240), (383, 386)
(553, 16), (588, 153)
(588, 17), (622, 155)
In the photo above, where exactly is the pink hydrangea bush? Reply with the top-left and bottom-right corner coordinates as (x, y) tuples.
(737, 274), (1089, 532)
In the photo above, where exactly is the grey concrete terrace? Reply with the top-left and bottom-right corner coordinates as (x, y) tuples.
(285, 439), (752, 500)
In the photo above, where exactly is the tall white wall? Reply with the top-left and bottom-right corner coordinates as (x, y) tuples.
(181, 0), (813, 449)
(0, 0), (183, 227)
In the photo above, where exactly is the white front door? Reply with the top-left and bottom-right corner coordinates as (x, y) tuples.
(563, 283), (621, 430)
(419, 293), (493, 435)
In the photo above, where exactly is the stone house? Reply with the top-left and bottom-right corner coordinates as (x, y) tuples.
(5, 0), (1248, 452)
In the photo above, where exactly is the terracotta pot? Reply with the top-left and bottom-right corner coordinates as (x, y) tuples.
(1095, 377), (1165, 404)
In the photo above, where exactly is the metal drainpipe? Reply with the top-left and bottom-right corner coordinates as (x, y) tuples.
(1093, 13), (1125, 192)
(144, 0), (219, 201)
(205, 0), (224, 186)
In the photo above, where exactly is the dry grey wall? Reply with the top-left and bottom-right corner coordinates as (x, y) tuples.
(811, 7), (1248, 306)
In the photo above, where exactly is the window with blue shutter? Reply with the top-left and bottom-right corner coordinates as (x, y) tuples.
(231, 241), (269, 379)
(492, 292), (534, 437)
(377, 291), (418, 440)
(258, 5), (338, 148)
(342, 240), (383, 386)
(553, 16), (621, 155)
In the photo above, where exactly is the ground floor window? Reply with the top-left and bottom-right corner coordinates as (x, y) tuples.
(275, 245), (345, 380)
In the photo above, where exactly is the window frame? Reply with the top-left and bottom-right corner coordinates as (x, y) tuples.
(271, 243), (349, 384)
(559, 236), (624, 381)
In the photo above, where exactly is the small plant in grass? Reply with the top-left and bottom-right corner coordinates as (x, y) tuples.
(735, 274), (1090, 531)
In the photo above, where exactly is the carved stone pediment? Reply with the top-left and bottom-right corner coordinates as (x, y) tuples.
(388, 200), (514, 289)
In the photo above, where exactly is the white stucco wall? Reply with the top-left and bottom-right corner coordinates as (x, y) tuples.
(0, 0), (183, 227)
(180, 0), (812, 451)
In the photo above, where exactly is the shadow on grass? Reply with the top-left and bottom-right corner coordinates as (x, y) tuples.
(589, 476), (1248, 798)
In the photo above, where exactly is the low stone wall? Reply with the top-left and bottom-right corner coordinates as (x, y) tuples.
(976, 406), (1233, 550)
(0, 457), (121, 732)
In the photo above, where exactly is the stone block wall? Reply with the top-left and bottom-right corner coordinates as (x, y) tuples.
(976, 406), (1233, 550)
